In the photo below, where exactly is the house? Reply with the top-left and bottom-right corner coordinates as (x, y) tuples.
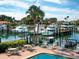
(0, 21), (10, 30)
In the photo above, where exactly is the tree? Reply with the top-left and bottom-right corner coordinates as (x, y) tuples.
(0, 15), (17, 32)
(64, 16), (69, 20)
(75, 20), (79, 26)
(21, 15), (34, 25)
(26, 5), (45, 44)
(67, 16), (69, 19)
(26, 5), (44, 24)
(0, 15), (15, 22)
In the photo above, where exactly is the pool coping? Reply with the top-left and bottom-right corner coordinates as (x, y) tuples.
(23, 46), (75, 59)
(23, 52), (73, 59)
(23, 52), (42, 59)
(26, 53), (69, 59)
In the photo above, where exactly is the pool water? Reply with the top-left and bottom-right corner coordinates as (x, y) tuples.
(27, 53), (68, 59)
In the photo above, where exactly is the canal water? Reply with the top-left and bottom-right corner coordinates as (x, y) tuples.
(56, 32), (79, 42)
(0, 31), (79, 42)
(0, 32), (24, 42)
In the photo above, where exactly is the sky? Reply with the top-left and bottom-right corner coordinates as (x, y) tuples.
(0, 0), (79, 21)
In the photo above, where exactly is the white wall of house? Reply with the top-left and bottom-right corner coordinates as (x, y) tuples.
(0, 24), (7, 30)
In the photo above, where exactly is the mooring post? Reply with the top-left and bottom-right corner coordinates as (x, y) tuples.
(0, 38), (1, 43)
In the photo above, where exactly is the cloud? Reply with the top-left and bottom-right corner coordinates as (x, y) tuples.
(41, 5), (79, 15)
(0, 0), (31, 9)
(45, 13), (78, 21)
(43, 5), (79, 20)
(0, 0), (79, 21)
(0, 0), (31, 20)
(0, 12), (26, 20)
(44, 0), (62, 4)
(45, 13), (66, 20)
(0, 0), (42, 20)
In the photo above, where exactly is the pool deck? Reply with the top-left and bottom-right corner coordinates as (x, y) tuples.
(0, 46), (78, 59)
(0, 46), (55, 59)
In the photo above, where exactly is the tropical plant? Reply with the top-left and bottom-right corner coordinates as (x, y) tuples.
(75, 20), (79, 26)
(0, 15), (15, 22)
(21, 15), (34, 25)
(26, 5), (45, 44)
(0, 40), (26, 53)
(26, 5), (44, 24)
(64, 16), (69, 20)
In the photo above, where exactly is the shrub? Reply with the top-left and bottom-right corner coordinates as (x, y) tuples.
(0, 39), (27, 53)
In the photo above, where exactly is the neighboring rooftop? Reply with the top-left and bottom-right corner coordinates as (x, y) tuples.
(0, 21), (10, 24)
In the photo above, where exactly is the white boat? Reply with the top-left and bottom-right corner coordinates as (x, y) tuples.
(41, 30), (54, 36)
(77, 27), (79, 31)
(41, 23), (57, 36)
(47, 24), (57, 31)
(35, 24), (46, 34)
(47, 37), (54, 39)
(12, 25), (28, 32)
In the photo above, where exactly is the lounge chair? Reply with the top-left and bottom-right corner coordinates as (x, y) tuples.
(27, 47), (35, 52)
(6, 47), (21, 56)
(23, 44), (36, 52)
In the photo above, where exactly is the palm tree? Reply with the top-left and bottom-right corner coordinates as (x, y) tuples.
(26, 5), (44, 44)
(64, 18), (67, 20)
(21, 15), (34, 25)
(26, 5), (44, 23)
(67, 16), (69, 19)
(64, 16), (69, 20)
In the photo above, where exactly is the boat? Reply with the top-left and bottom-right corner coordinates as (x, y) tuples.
(12, 25), (28, 32)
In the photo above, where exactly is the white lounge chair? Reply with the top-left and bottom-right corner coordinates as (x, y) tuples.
(7, 47), (21, 56)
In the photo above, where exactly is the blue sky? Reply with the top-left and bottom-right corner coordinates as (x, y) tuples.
(0, 0), (79, 21)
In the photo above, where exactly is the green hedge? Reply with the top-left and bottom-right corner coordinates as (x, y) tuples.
(0, 40), (27, 53)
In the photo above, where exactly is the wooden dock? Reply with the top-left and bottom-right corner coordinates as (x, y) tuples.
(53, 28), (72, 36)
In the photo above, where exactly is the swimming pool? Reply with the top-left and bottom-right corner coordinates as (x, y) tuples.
(27, 53), (69, 59)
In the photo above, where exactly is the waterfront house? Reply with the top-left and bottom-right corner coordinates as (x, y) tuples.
(0, 21), (10, 30)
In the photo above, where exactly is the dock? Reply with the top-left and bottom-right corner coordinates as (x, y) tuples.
(53, 28), (72, 36)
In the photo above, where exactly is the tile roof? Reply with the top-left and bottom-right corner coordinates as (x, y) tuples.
(0, 21), (10, 24)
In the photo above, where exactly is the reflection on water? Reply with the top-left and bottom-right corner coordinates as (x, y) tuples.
(0, 32), (24, 42)
(1, 31), (79, 42)
(41, 32), (79, 43)
(55, 32), (79, 42)
(70, 32), (79, 41)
